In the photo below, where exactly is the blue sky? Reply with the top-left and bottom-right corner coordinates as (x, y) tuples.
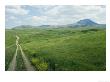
(5, 5), (106, 28)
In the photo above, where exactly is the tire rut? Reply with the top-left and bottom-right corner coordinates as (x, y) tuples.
(7, 35), (35, 71)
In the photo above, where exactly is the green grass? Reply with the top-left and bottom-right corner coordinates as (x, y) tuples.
(5, 44), (16, 70)
(5, 27), (106, 71)
(5, 29), (17, 70)
(15, 49), (26, 71)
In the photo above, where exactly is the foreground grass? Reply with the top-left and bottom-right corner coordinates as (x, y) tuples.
(5, 27), (106, 71)
(5, 44), (16, 70)
(15, 49), (26, 71)
(5, 30), (16, 70)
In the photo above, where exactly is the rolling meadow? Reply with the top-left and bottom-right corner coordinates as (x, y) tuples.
(5, 26), (106, 71)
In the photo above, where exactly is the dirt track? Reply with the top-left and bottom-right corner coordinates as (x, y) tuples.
(8, 35), (35, 71)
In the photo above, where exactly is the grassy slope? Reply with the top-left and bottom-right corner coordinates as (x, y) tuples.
(5, 27), (106, 71)
(5, 30), (16, 70)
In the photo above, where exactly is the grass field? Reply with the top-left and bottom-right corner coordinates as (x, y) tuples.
(5, 27), (106, 71)
(15, 48), (26, 71)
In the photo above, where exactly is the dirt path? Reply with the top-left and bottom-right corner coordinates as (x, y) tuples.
(8, 36), (19, 71)
(8, 35), (35, 71)
(19, 44), (35, 71)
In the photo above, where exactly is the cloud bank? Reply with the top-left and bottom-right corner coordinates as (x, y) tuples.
(5, 5), (106, 28)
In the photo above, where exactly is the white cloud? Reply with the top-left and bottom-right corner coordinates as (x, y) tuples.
(6, 5), (106, 28)
(29, 5), (105, 25)
(44, 5), (106, 24)
(6, 5), (29, 15)
(30, 5), (57, 11)
(9, 16), (16, 20)
(32, 16), (46, 22)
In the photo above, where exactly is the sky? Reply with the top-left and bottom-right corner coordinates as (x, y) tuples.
(5, 5), (106, 28)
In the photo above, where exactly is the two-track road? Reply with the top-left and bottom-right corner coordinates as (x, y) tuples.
(8, 35), (35, 71)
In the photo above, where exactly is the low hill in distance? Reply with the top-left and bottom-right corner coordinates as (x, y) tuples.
(11, 19), (106, 29)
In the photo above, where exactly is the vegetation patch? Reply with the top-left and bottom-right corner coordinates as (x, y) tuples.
(5, 27), (106, 71)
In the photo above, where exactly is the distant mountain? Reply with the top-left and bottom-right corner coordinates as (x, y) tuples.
(12, 25), (38, 29)
(68, 19), (99, 27)
(77, 19), (98, 25)
(39, 25), (51, 27)
(12, 19), (105, 29)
